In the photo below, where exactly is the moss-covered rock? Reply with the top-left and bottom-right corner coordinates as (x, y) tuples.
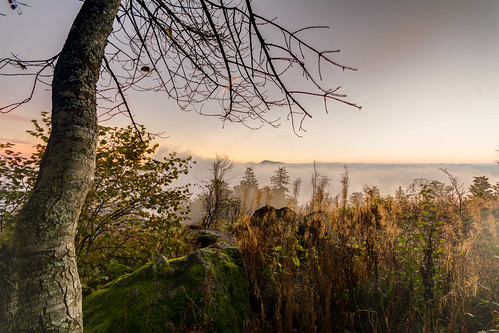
(190, 228), (237, 248)
(83, 246), (251, 332)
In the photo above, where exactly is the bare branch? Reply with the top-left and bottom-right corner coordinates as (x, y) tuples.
(1, 0), (360, 134)
(102, 56), (143, 142)
(0, 55), (57, 113)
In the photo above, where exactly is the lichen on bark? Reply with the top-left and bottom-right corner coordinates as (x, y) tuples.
(11, 0), (121, 332)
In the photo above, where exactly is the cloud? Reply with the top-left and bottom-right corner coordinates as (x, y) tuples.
(0, 113), (31, 122)
(0, 137), (35, 145)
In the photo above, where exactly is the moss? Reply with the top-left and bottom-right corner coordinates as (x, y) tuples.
(83, 248), (251, 332)
(202, 249), (251, 332)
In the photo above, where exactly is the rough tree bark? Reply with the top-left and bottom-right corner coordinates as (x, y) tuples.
(11, 0), (120, 331)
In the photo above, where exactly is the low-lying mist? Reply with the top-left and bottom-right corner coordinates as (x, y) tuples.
(160, 152), (499, 204)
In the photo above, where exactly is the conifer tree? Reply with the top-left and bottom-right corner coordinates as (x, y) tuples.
(235, 166), (260, 213)
(241, 166), (259, 191)
(270, 166), (291, 207)
(469, 176), (493, 199)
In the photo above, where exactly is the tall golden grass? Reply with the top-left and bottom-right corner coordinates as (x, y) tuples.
(234, 185), (498, 332)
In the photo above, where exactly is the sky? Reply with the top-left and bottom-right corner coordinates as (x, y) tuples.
(1, 0), (499, 165)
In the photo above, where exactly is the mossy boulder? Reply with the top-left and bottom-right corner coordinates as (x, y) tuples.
(190, 228), (237, 248)
(83, 246), (251, 332)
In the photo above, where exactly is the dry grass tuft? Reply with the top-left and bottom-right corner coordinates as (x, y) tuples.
(235, 186), (499, 332)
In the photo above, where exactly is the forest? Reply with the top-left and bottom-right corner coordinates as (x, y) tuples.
(1, 116), (498, 332)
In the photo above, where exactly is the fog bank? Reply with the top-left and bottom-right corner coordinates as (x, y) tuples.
(165, 154), (498, 204)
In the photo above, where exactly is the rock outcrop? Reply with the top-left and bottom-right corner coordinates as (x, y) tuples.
(189, 228), (237, 248)
(83, 242), (251, 332)
(250, 205), (299, 229)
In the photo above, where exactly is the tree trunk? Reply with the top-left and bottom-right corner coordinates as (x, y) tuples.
(11, 0), (120, 331)
(0, 245), (16, 332)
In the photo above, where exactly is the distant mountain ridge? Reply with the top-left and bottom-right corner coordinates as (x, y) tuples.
(259, 160), (285, 165)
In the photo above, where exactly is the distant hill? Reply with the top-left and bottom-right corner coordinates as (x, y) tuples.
(259, 160), (284, 165)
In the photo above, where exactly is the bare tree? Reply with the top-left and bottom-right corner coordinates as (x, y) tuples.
(440, 168), (467, 216)
(339, 165), (350, 221)
(1, 0), (360, 130)
(310, 161), (331, 212)
(201, 155), (236, 227)
(290, 177), (302, 209)
(0, 0), (358, 331)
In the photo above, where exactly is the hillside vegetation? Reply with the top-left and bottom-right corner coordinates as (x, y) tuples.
(1, 121), (497, 332)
